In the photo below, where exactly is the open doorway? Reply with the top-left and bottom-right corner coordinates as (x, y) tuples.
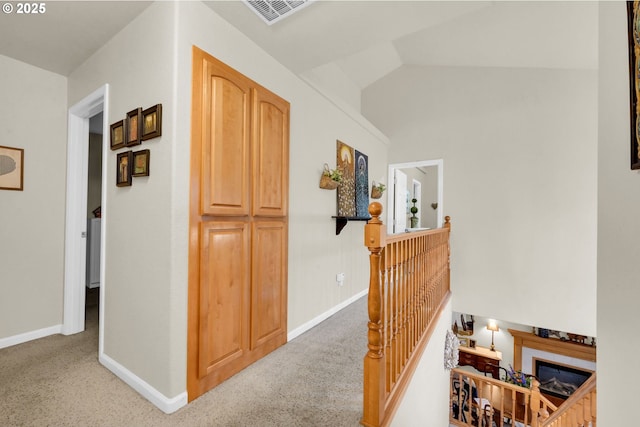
(85, 113), (103, 320)
(63, 85), (108, 357)
(387, 159), (443, 234)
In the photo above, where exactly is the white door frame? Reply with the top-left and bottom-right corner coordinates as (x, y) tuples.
(412, 179), (422, 228)
(387, 159), (443, 234)
(62, 85), (108, 357)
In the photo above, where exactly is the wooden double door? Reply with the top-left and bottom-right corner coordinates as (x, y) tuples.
(188, 46), (289, 400)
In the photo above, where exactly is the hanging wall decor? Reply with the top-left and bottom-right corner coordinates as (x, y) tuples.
(116, 151), (133, 187)
(141, 104), (162, 141)
(628, 1), (640, 169)
(355, 149), (369, 217)
(126, 108), (142, 147)
(132, 149), (150, 177)
(110, 120), (125, 150)
(336, 140), (356, 216)
(0, 145), (24, 191)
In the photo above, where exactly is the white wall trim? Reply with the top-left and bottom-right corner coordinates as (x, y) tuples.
(387, 159), (444, 234)
(99, 353), (187, 414)
(0, 324), (62, 350)
(63, 85), (107, 336)
(287, 289), (368, 341)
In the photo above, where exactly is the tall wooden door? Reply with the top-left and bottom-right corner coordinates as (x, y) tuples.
(188, 46), (289, 400)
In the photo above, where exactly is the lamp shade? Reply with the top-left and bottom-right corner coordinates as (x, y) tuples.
(487, 320), (499, 332)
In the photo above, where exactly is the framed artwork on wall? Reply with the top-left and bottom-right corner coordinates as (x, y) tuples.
(116, 151), (132, 187)
(110, 120), (125, 150)
(126, 108), (142, 147)
(628, 1), (640, 169)
(0, 145), (24, 191)
(336, 140), (356, 217)
(141, 104), (162, 141)
(132, 149), (150, 177)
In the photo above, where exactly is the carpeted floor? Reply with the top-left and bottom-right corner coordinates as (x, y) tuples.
(0, 294), (367, 426)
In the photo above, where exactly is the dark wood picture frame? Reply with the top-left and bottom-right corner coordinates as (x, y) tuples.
(110, 120), (125, 151)
(628, 1), (640, 169)
(141, 104), (162, 141)
(132, 149), (150, 177)
(0, 145), (24, 191)
(126, 108), (142, 147)
(116, 151), (133, 187)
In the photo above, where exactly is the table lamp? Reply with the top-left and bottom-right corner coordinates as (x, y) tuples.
(487, 320), (499, 351)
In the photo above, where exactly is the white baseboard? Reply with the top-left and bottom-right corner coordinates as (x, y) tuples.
(0, 324), (62, 350)
(287, 289), (368, 341)
(99, 353), (187, 414)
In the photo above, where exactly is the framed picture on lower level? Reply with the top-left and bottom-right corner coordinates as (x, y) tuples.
(132, 149), (150, 177)
(116, 151), (132, 187)
(0, 145), (24, 191)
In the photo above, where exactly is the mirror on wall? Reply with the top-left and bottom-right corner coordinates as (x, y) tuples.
(387, 159), (443, 234)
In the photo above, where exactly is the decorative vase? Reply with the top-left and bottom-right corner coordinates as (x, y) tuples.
(410, 216), (418, 228)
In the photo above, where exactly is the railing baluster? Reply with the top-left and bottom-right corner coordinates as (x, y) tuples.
(362, 204), (451, 427)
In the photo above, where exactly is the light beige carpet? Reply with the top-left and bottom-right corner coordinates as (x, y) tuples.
(0, 295), (367, 426)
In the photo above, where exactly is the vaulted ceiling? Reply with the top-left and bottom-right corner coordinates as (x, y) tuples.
(0, 1), (598, 102)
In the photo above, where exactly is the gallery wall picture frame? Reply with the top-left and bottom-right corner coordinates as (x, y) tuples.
(132, 149), (150, 177)
(0, 145), (24, 191)
(116, 151), (133, 187)
(141, 104), (162, 141)
(628, 1), (640, 169)
(126, 108), (142, 147)
(110, 120), (125, 150)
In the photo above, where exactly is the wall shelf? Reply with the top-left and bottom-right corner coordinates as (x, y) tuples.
(331, 216), (371, 235)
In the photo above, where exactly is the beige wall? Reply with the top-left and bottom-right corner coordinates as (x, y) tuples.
(0, 55), (67, 338)
(68, 1), (177, 397)
(363, 65), (598, 337)
(597, 2), (640, 424)
(64, 0), (389, 402)
(391, 300), (452, 426)
(175, 0), (389, 334)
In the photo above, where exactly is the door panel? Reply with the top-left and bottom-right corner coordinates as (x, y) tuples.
(201, 62), (251, 216)
(189, 46), (289, 401)
(198, 221), (249, 376)
(251, 221), (287, 349)
(252, 89), (289, 217)
(394, 169), (408, 233)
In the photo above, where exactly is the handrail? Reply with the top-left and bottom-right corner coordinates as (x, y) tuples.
(540, 373), (596, 427)
(362, 202), (451, 427)
(450, 367), (596, 427)
(450, 368), (557, 427)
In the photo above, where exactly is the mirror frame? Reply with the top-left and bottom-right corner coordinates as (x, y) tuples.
(387, 159), (444, 234)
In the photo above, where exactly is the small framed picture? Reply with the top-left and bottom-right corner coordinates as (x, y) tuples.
(116, 151), (132, 187)
(126, 108), (142, 147)
(132, 149), (150, 177)
(141, 104), (162, 141)
(469, 339), (476, 349)
(0, 145), (24, 191)
(110, 120), (125, 150)
(459, 337), (469, 347)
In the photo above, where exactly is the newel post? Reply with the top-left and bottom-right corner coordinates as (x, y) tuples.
(530, 379), (542, 427)
(361, 202), (386, 427)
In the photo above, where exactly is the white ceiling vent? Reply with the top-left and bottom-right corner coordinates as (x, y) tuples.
(243, 0), (314, 25)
